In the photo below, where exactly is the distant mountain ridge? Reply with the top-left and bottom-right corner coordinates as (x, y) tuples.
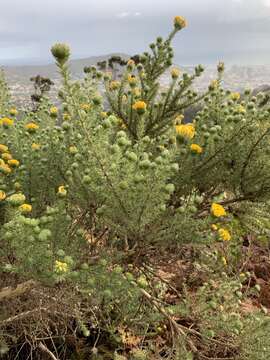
(2, 53), (130, 84)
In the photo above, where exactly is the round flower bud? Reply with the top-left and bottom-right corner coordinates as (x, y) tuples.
(119, 181), (128, 190)
(83, 175), (91, 185)
(139, 159), (151, 169)
(51, 43), (70, 65)
(62, 122), (71, 131)
(164, 183), (175, 194)
(7, 193), (26, 206)
(126, 152), (138, 162)
(174, 16), (187, 30)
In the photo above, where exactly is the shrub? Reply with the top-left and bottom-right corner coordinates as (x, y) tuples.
(0, 15), (270, 360)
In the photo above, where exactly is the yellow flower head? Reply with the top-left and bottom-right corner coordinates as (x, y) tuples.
(0, 190), (6, 201)
(58, 185), (67, 197)
(25, 122), (39, 132)
(2, 153), (12, 161)
(132, 87), (141, 97)
(80, 103), (91, 111)
(190, 143), (203, 154)
(127, 59), (135, 70)
(63, 113), (71, 121)
(211, 224), (218, 231)
(69, 146), (78, 154)
(0, 144), (9, 153)
(132, 101), (147, 114)
(236, 105), (246, 114)
(211, 203), (227, 217)
(0, 161), (11, 174)
(109, 81), (121, 90)
(209, 80), (219, 91)
(171, 68), (180, 79)
(54, 260), (68, 273)
(50, 106), (58, 116)
(8, 159), (19, 167)
(218, 228), (231, 241)
(9, 108), (18, 116)
(31, 143), (41, 150)
(127, 59), (135, 66)
(100, 111), (108, 119)
(0, 117), (14, 127)
(175, 124), (195, 139)
(127, 74), (137, 87)
(19, 203), (32, 213)
(230, 92), (241, 101)
(174, 16), (187, 30)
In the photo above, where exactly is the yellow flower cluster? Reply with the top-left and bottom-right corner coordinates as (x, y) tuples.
(190, 143), (203, 154)
(175, 124), (195, 139)
(0, 117), (14, 127)
(211, 203), (227, 217)
(25, 122), (39, 132)
(218, 228), (231, 241)
(54, 260), (68, 273)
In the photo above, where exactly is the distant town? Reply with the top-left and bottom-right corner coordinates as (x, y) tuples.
(2, 56), (270, 107)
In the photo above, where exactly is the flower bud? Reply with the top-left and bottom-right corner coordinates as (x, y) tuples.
(51, 43), (70, 65)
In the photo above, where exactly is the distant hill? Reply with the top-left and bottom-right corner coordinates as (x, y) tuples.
(2, 53), (130, 84)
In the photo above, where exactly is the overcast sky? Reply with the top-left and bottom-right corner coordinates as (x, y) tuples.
(1, 0), (270, 65)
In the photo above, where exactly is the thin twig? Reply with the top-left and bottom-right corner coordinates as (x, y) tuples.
(38, 343), (59, 360)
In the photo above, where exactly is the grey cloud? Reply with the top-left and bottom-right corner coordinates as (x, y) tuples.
(0, 0), (270, 65)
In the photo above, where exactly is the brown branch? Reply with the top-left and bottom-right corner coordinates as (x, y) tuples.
(38, 343), (59, 360)
(0, 280), (38, 302)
